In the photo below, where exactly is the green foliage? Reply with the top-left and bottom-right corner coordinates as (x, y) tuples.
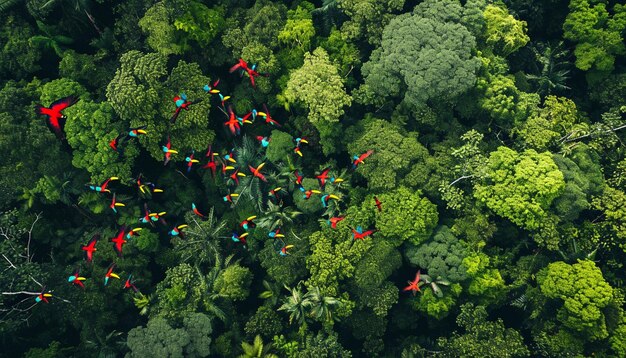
(265, 130), (294, 164)
(0, 16), (41, 80)
(414, 283), (462, 320)
(346, 118), (429, 190)
(353, 241), (401, 289)
(483, 4), (529, 56)
(373, 187), (439, 246)
(239, 335), (278, 358)
(174, 3), (225, 49)
(214, 264), (252, 301)
(563, 0), (626, 71)
(338, 0), (406, 45)
(405, 226), (469, 282)
(245, 306), (284, 339)
(592, 186), (626, 252)
(139, 2), (184, 55)
(361, 4), (480, 108)
(278, 4), (315, 52)
(538, 260), (615, 340)
(474, 147), (565, 230)
(477, 73), (540, 125)
(438, 303), (530, 357)
(283, 48), (351, 155)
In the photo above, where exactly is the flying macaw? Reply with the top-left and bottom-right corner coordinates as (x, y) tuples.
(249, 163), (267, 182)
(35, 290), (53, 303)
(81, 234), (99, 263)
(256, 136), (271, 148)
(278, 244), (294, 256)
(352, 150), (374, 169)
(293, 170), (304, 186)
(162, 137), (178, 166)
(127, 125), (148, 138)
(104, 263), (121, 286)
(224, 106), (242, 136)
(191, 203), (206, 219)
(68, 268), (87, 288)
(294, 137), (308, 157)
(300, 186), (321, 200)
(351, 226), (377, 241)
(241, 109), (259, 123)
(327, 216), (345, 229)
(257, 104), (281, 127)
(148, 211), (167, 226)
(231, 232), (248, 245)
(86, 177), (119, 193)
(403, 270), (422, 295)
(268, 227), (285, 239)
(109, 133), (124, 153)
(240, 216), (257, 231)
(223, 192), (239, 204)
(268, 187), (283, 203)
(316, 168), (343, 190)
(223, 149), (237, 163)
(218, 93), (231, 109)
(135, 174), (163, 195)
(374, 196), (382, 212)
(35, 95), (79, 140)
(221, 161), (235, 176)
(111, 226), (127, 257)
(109, 126), (148, 153)
(110, 193), (125, 214)
(321, 194), (340, 208)
(229, 58), (268, 87)
(124, 275), (139, 292)
(202, 145), (219, 177)
(203, 79), (221, 94)
(185, 151), (200, 173)
(170, 93), (200, 124)
(125, 227), (142, 240)
(228, 169), (246, 186)
(169, 224), (188, 238)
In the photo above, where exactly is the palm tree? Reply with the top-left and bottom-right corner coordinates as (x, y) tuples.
(278, 283), (311, 326)
(258, 280), (282, 307)
(255, 201), (302, 231)
(419, 274), (450, 298)
(175, 209), (226, 267)
(304, 286), (341, 324)
(29, 20), (74, 57)
(239, 335), (278, 358)
(526, 41), (571, 97)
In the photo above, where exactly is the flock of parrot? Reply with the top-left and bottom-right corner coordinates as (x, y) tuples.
(30, 58), (422, 306)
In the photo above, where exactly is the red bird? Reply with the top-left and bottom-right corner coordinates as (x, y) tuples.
(68, 268), (87, 288)
(110, 193), (125, 214)
(249, 163), (267, 182)
(229, 58), (268, 87)
(202, 145), (218, 177)
(352, 150), (374, 169)
(81, 234), (99, 263)
(229, 169), (246, 185)
(35, 95), (79, 140)
(316, 168), (331, 189)
(328, 216), (345, 229)
(374, 197), (382, 212)
(192, 203), (205, 218)
(351, 226), (377, 241)
(170, 93), (200, 124)
(293, 170), (304, 186)
(258, 104), (281, 127)
(124, 275), (139, 292)
(224, 106), (242, 136)
(403, 270), (422, 295)
(162, 137), (178, 166)
(111, 226), (127, 258)
(104, 263), (121, 286)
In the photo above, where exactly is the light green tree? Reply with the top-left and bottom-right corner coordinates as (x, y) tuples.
(483, 4), (529, 56)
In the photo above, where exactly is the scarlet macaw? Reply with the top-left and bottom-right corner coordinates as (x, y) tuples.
(300, 186), (321, 199)
(257, 104), (281, 127)
(169, 224), (188, 238)
(228, 169), (246, 186)
(86, 177), (119, 193)
(223, 192), (239, 204)
(124, 275), (139, 292)
(170, 93), (200, 124)
(240, 216), (257, 231)
(35, 95), (79, 140)
(294, 137), (308, 157)
(203, 79), (221, 94)
(229, 58), (268, 87)
(374, 197), (382, 212)
(278, 244), (294, 256)
(321, 194), (340, 208)
(218, 93), (231, 109)
(68, 268), (87, 288)
(352, 150), (374, 169)
(35, 290), (53, 303)
(327, 216), (345, 229)
(135, 174), (163, 195)
(231, 232), (248, 245)
(111, 226), (127, 257)
(191, 203), (206, 218)
(185, 150), (200, 173)
(249, 163), (267, 182)
(351, 226), (377, 241)
(268, 187), (283, 203)
(241, 109), (259, 123)
(162, 137), (178, 166)
(256, 136), (270, 148)
(202, 145), (219, 177)
(110, 193), (125, 214)
(293, 170), (304, 186)
(224, 106), (242, 136)
(104, 263), (121, 286)
(316, 168), (343, 190)
(81, 234), (99, 263)
(403, 270), (421, 295)
(110, 125), (148, 151)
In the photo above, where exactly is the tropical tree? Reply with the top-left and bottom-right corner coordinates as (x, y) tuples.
(239, 335), (278, 358)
